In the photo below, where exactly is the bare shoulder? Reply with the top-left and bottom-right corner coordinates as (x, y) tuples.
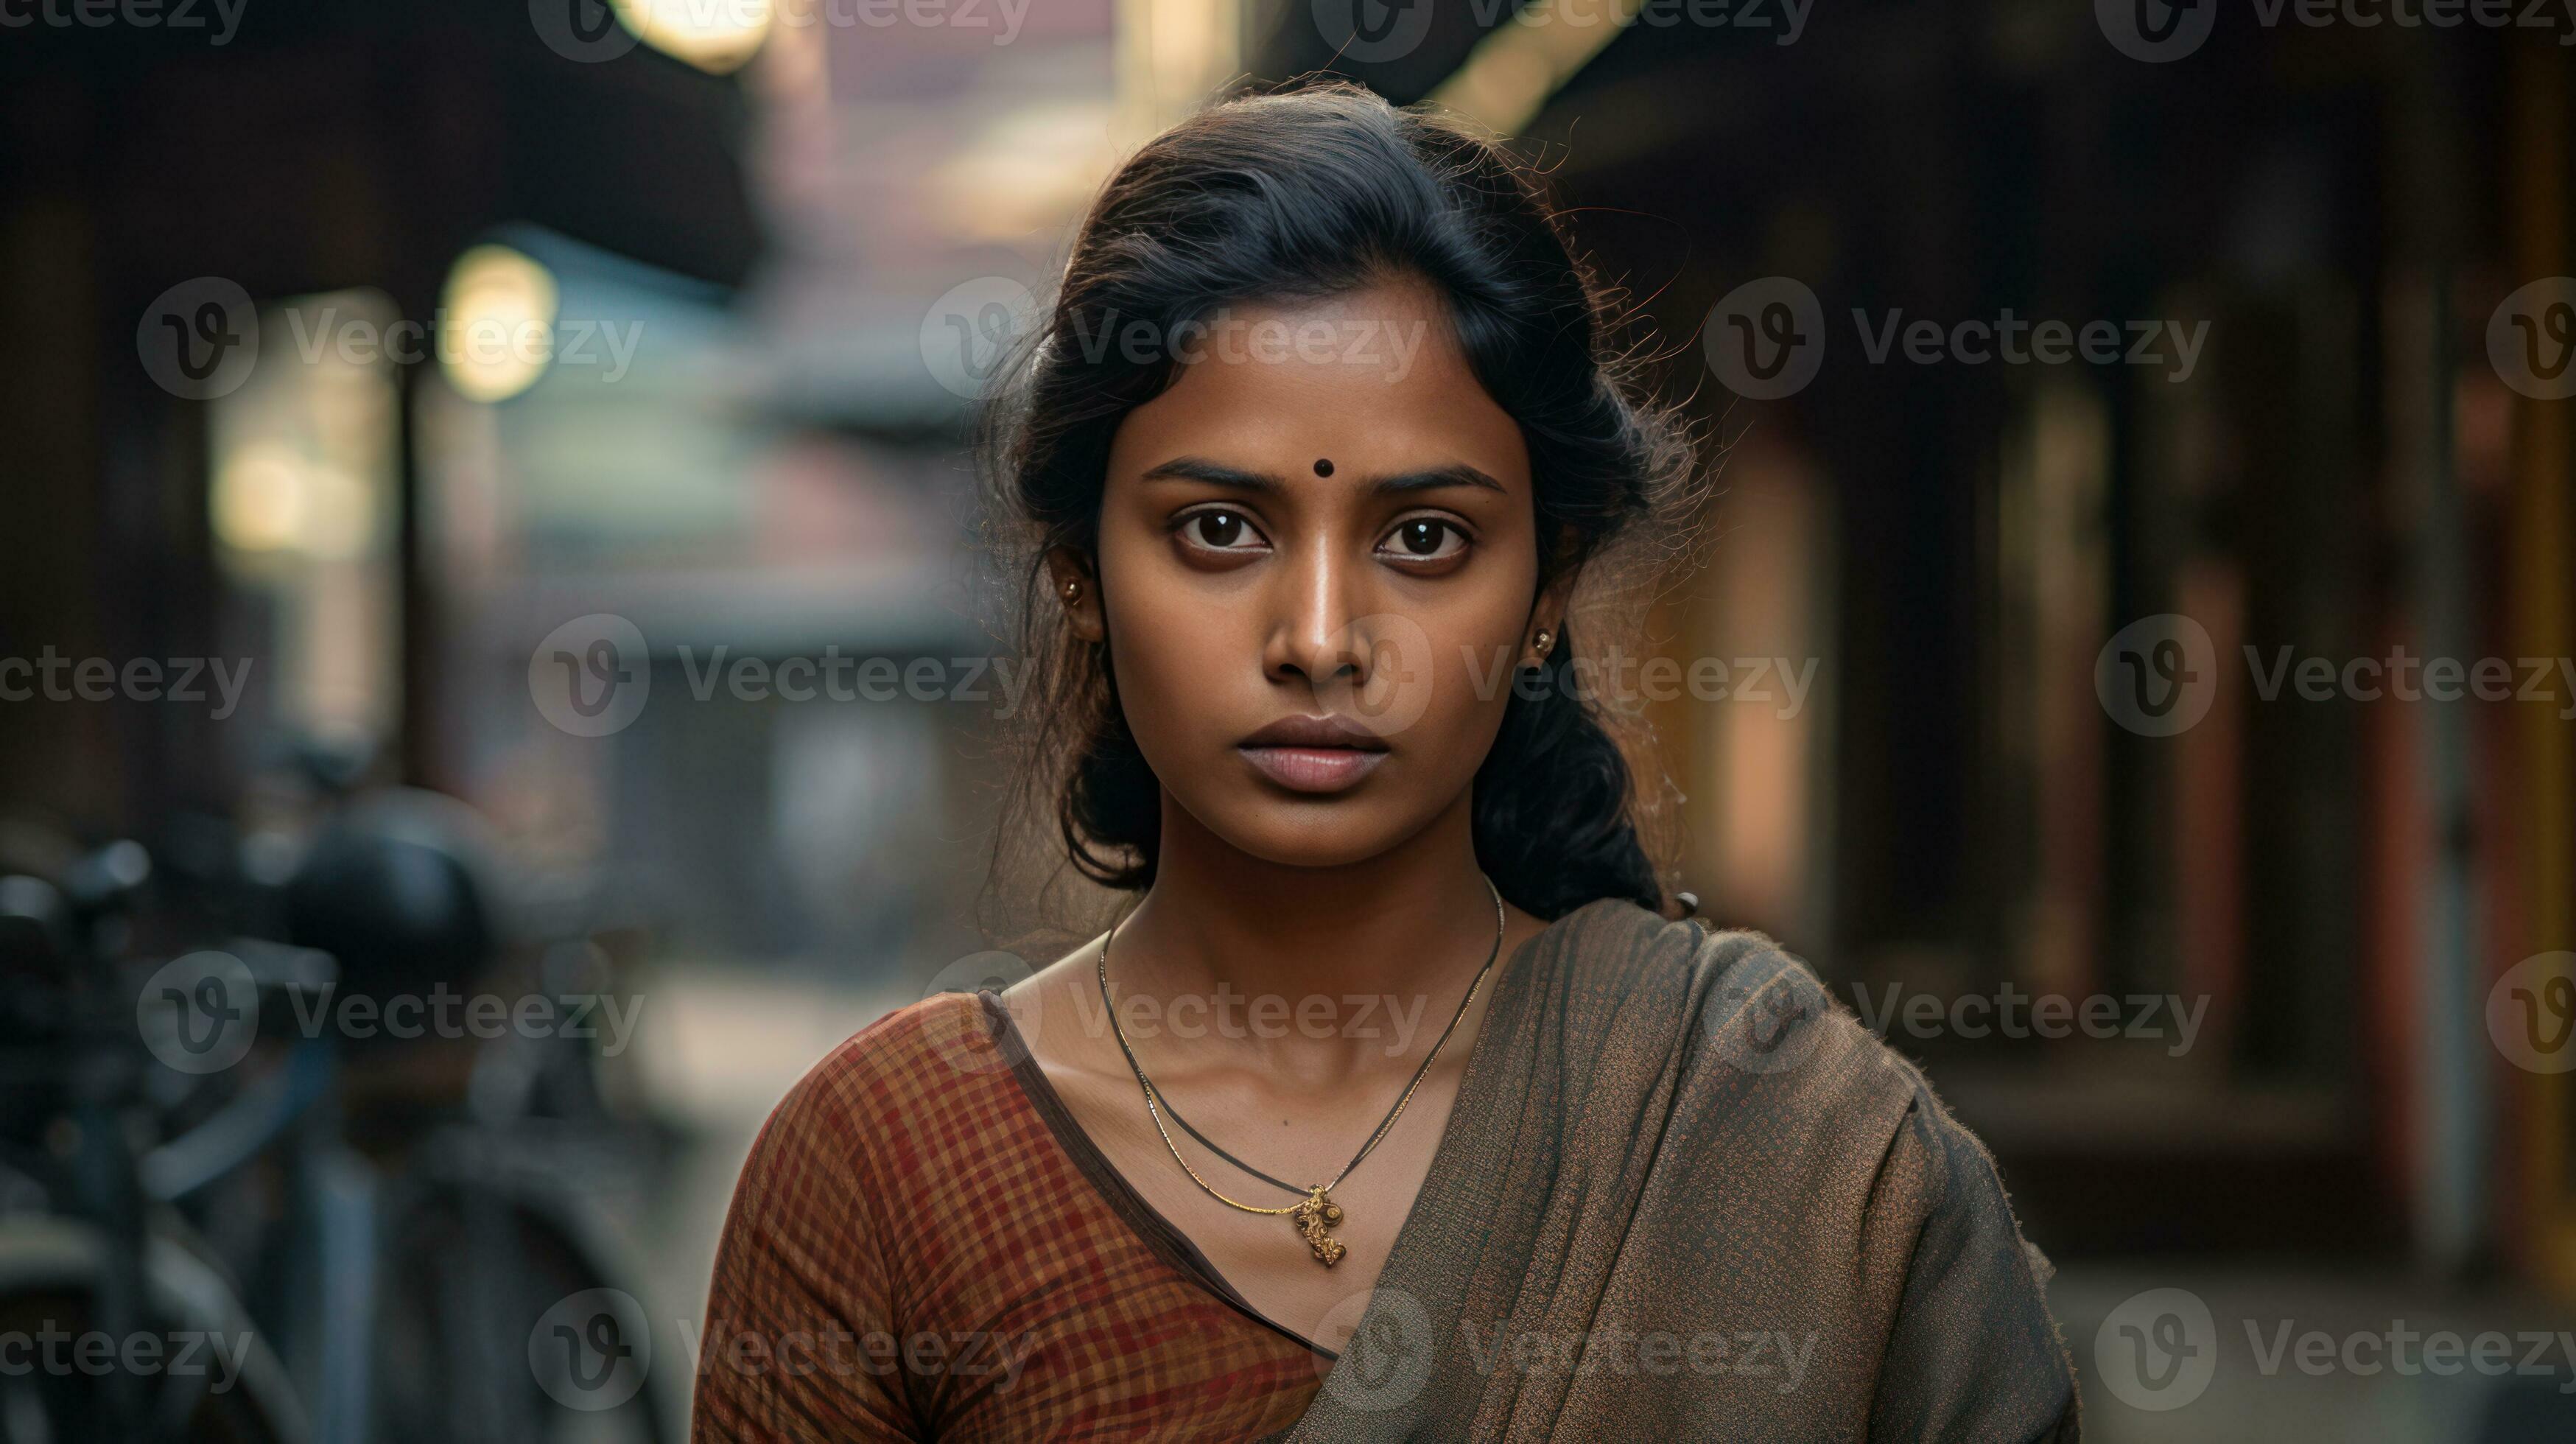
(994, 928), (1117, 1076)
(997, 929), (1103, 1017)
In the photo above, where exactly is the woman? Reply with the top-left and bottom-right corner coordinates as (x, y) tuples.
(692, 81), (2080, 1441)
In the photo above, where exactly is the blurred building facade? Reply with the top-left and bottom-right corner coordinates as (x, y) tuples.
(1251, 1), (2576, 1292)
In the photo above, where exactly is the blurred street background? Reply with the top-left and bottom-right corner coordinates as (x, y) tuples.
(4, 0), (2576, 1439)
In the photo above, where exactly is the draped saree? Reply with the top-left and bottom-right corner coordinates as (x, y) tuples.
(1260, 897), (2081, 1441)
(690, 895), (2081, 1442)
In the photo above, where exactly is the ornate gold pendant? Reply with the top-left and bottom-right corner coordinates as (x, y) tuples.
(1291, 1185), (1348, 1266)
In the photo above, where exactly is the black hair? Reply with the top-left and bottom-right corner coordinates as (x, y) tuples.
(971, 79), (1708, 930)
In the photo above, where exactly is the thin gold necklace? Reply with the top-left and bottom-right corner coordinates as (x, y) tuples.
(1096, 873), (1506, 1267)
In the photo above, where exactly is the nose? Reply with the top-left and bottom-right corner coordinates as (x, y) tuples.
(1262, 536), (1370, 692)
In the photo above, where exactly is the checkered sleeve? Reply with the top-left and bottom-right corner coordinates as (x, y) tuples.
(690, 1025), (922, 1443)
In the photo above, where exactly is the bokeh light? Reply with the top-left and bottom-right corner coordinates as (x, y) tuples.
(439, 244), (560, 404)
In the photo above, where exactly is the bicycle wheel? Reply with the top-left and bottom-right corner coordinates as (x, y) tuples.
(367, 1173), (669, 1444)
(0, 1216), (307, 1444)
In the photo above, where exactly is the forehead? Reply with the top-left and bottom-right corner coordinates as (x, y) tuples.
(1105, 281), (1528, 492)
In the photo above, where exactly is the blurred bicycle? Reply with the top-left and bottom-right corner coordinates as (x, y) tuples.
(0, 841), (310, 1444)
(0, 736), (674, 1444)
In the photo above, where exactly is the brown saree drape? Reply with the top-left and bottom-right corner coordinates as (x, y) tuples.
(1260, 896), (2082, 1443)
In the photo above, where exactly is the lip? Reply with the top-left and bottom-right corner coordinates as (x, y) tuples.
(1239, 744), (1388, 793)
(1239, 714), (1391, 751)
(1238, 714), (1390, 795)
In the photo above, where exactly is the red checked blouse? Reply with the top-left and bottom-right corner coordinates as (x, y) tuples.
(689, 989), (1327, 1440)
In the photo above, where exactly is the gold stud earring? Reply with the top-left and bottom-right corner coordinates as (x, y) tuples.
(1534, 629), (1551, 653)
(1064, 578), (1081, 600)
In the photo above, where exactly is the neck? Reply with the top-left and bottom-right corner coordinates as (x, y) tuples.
(1098, 788), (1509, 1079)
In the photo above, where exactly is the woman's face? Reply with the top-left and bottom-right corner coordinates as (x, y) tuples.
(1056, 278), (1570, 870)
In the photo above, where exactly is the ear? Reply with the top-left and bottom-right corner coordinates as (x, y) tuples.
(1528, 530), (1582, 663)
(1045, 547), (1104, 645)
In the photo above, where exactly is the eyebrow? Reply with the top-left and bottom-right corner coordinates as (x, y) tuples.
(1138, 456), (1508, 498)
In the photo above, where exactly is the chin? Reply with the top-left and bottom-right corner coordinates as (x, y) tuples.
(1192, 793), (1420, 872)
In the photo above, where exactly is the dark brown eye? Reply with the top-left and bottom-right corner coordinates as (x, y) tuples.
(1384, 519), (1466, 561)
(1187, 511), (1252, 549)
